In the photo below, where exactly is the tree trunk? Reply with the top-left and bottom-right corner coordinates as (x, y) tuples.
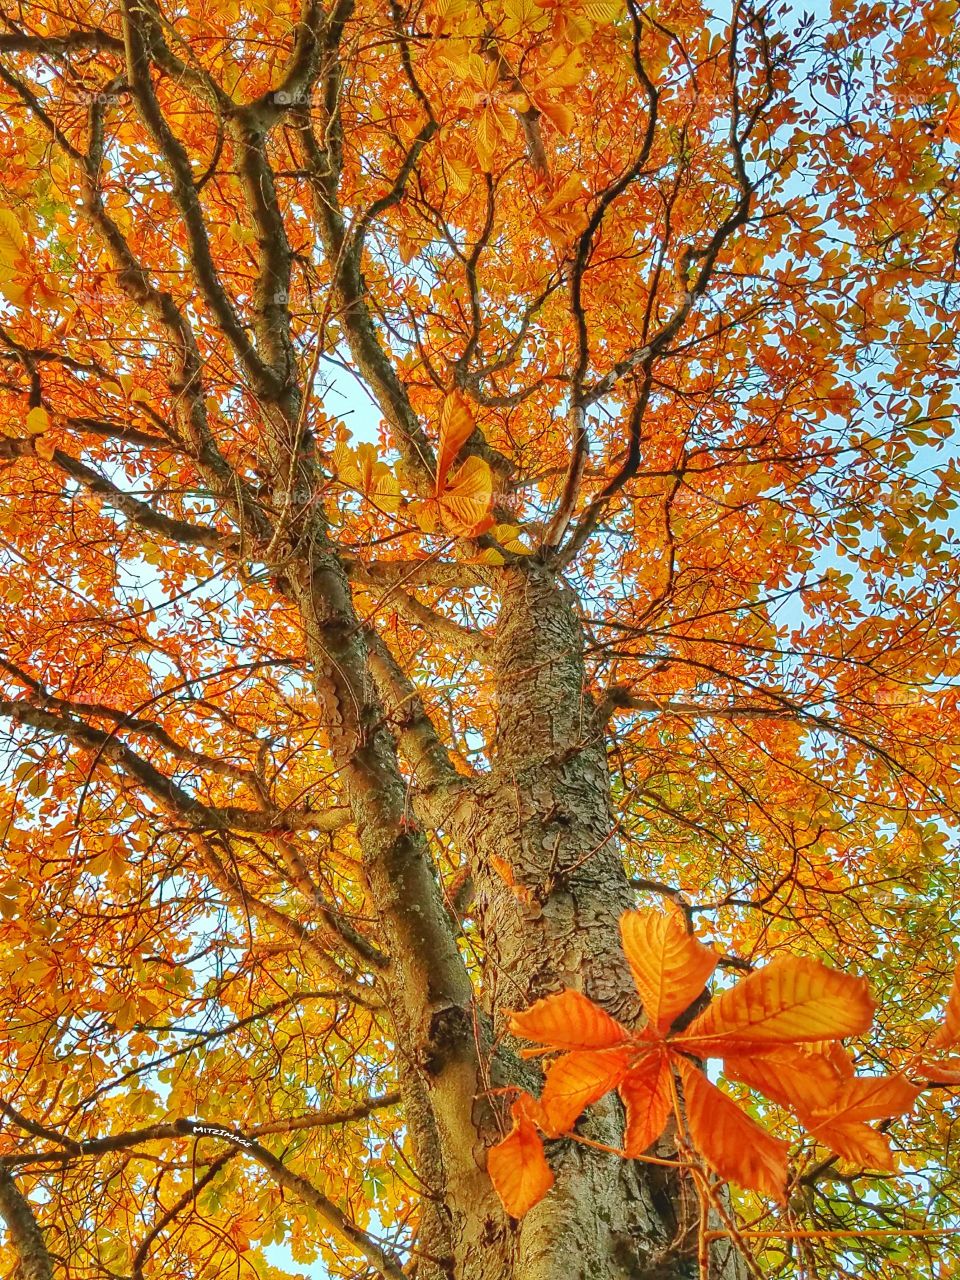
(404, 565), (745, 1280)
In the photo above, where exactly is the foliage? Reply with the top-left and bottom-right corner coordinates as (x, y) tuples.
(0, 0), (957, 1275)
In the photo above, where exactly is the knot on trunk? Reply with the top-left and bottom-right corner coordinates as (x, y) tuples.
(424, 1002), (475, 1078)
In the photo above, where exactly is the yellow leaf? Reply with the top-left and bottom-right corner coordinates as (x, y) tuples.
(500, 0), (545, 35)
(579, 0), (622, 21)
(25, 407), (50, 435)
(0, 277), (27, 308)
(475, 108), (500, 172)
(0, 208), (25, 264)
(561, 11), (595, 43)
(410, 498), (441, 533)
(443, 152), (475, 193)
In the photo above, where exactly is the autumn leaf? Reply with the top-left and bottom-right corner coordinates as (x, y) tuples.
(932, 960), (960, 1048)
(0, 207), (26, 308)
(509, 988), (630, 1050)
(437, 455), (495, 537)
(723, 1046), (845, 1117)
(487, 1098), (554, 1217)
(340, 442), (402, 514)
(812, 1073), (920, 1126)
(538, 1046), (634, 1134)
(499, 911), (912, 1212)
(620, 908), (717, 1034)
(812, 1119), (896, 1170)
(914, 1058), (960, 1085)
(675, 956), (875, 1055)
(725, 1053), (917, 1169)
(436, 391), (476, 489)
(940, 92), (960, 144)
(0, 1), (956, 1270)
(24, 407), (50, 436)
(619, 1051), (673, 1157)
(675, 1057), (790, 1202)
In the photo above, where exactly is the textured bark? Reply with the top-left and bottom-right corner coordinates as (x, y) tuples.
(386, 565), (747, 1280)
(0, 1168), (52, 1280)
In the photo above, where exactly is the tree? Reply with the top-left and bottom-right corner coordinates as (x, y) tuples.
(0, 0), (958, 1275)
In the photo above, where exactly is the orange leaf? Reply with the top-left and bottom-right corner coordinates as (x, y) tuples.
(806, 1119), (896, 1171)
(509, 988), (630, 1051)
(723, 1047), (844, 1117)
(915, 1058), (960, 1084)
(619, 1051), (673, 1156)
(487, 1098), (554, 1218)
(489, 854), (516, 886)
(539, 1047), (633, 1135)
(810, 1073), (919, 1126)
(538, 100), (575, 135)
(475, 107), (500, 171)
(676, 956), (874, 1055)
(436, 391), (476, 489)
(942, 93), (960, 145)
(438, 455), (494, 538)
(620, 909), (717, 1033)
(806, 1039), (856, 1077)
(933, 960), (960, 1048)
(675, 1056), (790, 1202)
(726, 1053), (917, 1164)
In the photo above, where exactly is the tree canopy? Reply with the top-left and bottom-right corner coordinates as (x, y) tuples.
(0, 0), (959, 1276)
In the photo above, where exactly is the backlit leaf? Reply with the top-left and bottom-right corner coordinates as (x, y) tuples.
(509, 988), (630, 1050)
(438, 455), (494, 537)
(619, 1051), (673, 1157)
(723, 1047), (844, 1116)
(933, 960), (960, 1048)
(806, 1119), (896, 1170)
(676, 956), (874, 1054)
(436, 391), (476, 489)
(25, 407), (50, 435)
(810, 1073), (919, 1126)
(487, 1099), (554, 1217)
(538, 1047), (633, 1135)
(675, 1056), (790, 1202)
(620, 908), (717, 1033)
